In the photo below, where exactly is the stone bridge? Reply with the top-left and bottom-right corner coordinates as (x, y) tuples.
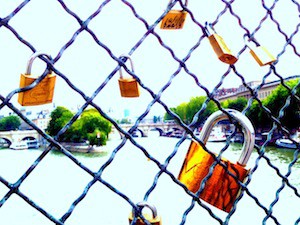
(0, 130), (40, 145)
(112, 122), (184, 138)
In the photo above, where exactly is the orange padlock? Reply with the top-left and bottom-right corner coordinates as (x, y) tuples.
(178, 109), (255, 212)
(128, 201), (161, 225)
(18, 52), (56, 106)
(160, 0), (188, 30)
(118, 55), (140, 98)
(244, 35), (276, 66)
(205, 23), (238, 65)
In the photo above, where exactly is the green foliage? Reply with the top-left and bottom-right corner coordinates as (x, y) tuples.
(164, 96), (217, 126)
(163, 78), (300, 132)
(120, 118), (131, 124)
(0, 115), (21, 131)
(87, 130), (107, 146)
(261, 79), (300, 131)
(46, 106), (73, 136)
(47, 107), (112, 145)
(221, 97), (247, 112)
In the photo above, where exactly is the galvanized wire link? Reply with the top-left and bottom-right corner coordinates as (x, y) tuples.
(0, 0), (300, 224)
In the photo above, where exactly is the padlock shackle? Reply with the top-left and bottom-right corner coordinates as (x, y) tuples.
(119, 54), (134, 79)
(244, 34), (260, 49)
(199, 109), (255, 166)
(132, 201), (158, 219)
(204, 22), (216, 36)
(26, 52), (52, 75)
(168, 0), (188, 7)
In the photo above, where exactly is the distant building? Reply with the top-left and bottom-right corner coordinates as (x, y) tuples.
(32, 110), (51, 131)
(215, 75), (299, 101)
(18, 109), (51, 131)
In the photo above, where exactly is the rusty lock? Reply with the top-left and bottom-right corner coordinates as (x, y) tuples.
(118, 55), (140, 98)
(18, 52), (56, 106)
(244, 35), (276, 66)
(178, 109), (255, 212)
(205, 23), (238, 65)
(160, 0), (188, 30)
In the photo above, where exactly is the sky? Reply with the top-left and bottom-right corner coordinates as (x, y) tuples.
(0, 0), (300, 120)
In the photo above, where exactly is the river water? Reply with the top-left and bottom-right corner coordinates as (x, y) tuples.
(0, 133), (300, 225)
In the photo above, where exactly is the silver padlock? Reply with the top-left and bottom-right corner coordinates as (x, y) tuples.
(128, 201), (162, 225)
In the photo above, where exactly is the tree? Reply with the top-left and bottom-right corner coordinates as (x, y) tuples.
(0, 116), (21, 131)
(221, 97), (247, 112)
(185, 96), (217, 126)
(164, 96), (217, 127)
(80, 108), (112, 139)
(47, 107), (112, 145)
(46, 106), (74, 136)
(262, 79), (300, 131)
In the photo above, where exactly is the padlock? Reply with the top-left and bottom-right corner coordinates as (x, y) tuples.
(244, 36), (276, 66)
(128, 201), (161, 225)
(205, 23), (238, 65)
(178, 109), (255, 212)
(160, 0), (187, 29)
(18, 52), (56, 106)
(118, 55), (140, 98)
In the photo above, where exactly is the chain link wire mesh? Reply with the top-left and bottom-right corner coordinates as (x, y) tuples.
(0, 0), (300, 224)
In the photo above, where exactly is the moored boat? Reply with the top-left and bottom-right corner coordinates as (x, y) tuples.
(275, 138), (298, 149)
(26, 140), (40, 149)
(10, 141), (28, 150)
(208, 128), (227, 142)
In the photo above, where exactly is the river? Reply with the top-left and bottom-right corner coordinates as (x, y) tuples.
(0, 133), (299, 225)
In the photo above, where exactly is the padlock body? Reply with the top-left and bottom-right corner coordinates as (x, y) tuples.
(18, 73), (56, 106)
(208, 34), (238, 65)
(128, 213), (161, 225)
(178, 141), (248, 212)
(250, 46), (276, 66)
(118, 78), (140, 97)
(160, 10), (187, 30)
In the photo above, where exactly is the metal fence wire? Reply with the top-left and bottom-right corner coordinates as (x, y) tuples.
(1, 0), (300, 224)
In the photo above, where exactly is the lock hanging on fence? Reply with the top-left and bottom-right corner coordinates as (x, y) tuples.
(18, 52), (56, 106)
(160, 0), (188, 30)
(128, 201), (162, 225)
(244, 35), (276, 66)
(205, 23), (238, 65)
(118, 55), (140, 98)
(178, 109), (255, 213)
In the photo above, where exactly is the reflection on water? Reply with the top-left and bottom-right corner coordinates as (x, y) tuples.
(0, 136), (300, 225)
(228, 142), (299, 166)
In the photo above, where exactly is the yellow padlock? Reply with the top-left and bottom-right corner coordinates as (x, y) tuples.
(118, 55), (140, 98)
(160, 0), (188, 30)
(244, 35), (276, 66)
(205, 23), (238, 65)
(18, 52), (56, 106)
(128, 201), (162, 225)
(178, 109), (255, 212)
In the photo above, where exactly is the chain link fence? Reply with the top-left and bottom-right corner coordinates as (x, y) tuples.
(0, 0), (300, 224)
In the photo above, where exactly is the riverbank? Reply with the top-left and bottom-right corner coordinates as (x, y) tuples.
(60, 142), (106, 153)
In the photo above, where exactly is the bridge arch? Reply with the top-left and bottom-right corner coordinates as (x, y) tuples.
(0, 137), (11, 147)
(0, 130), (40, 146)
(22, 136), (38, 141)
(150, 127), (164, 136)
(132, 128), (144, 137)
